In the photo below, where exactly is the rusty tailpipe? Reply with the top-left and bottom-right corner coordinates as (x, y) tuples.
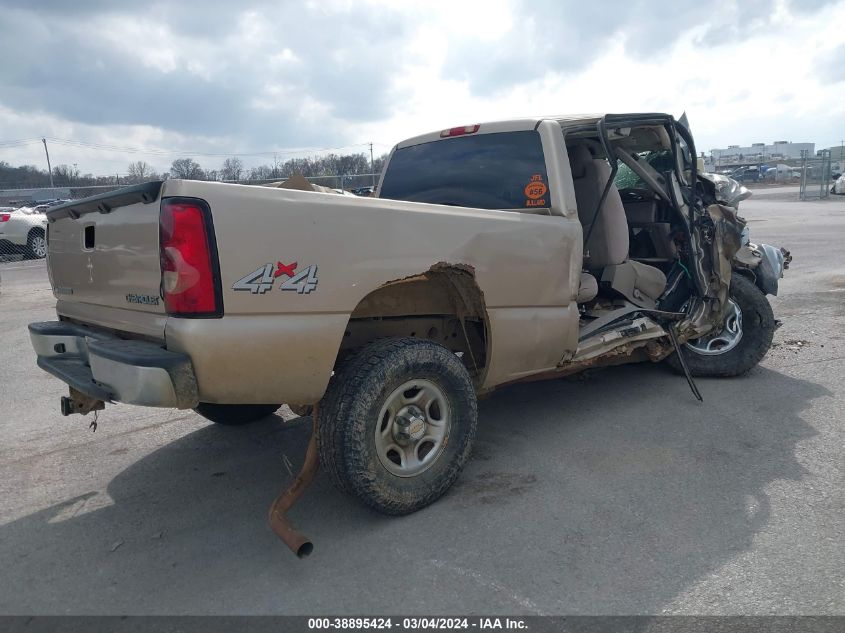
(268, 405), (319, 558)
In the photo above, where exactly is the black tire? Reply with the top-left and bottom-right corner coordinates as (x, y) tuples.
(25, 229), (47, 260)
(666, 274), (775, 377)
(317, 338), (477, 515)
(194, 403), (280, 425)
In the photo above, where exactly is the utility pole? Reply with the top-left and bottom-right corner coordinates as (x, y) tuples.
(42, 138), (54, 187)
(369, 142), (375, 187)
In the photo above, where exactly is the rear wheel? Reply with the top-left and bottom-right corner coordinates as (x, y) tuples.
(26, 230), (47, 259)
(667, 274), (775, 377)
(194, 403), (281, 425)
(317, 338), (477, 515)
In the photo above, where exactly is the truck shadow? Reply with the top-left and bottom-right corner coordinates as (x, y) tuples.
(0, 364), (828, 614)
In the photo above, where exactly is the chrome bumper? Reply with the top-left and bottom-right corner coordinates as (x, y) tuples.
(29, 321), (199, 409)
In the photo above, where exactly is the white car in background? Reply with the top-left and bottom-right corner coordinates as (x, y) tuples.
(0, 205), (49, 259)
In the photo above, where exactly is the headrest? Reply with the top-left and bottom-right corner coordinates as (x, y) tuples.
(567, 144), (593, 179)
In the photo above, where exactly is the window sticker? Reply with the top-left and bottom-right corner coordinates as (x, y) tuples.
(524, 174), (548, 208)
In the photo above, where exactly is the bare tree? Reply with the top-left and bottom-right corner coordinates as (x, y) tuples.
(220, 157), (244, 181)
(127, 161), (157, 183)
(52, 164), (80, 186)
(170, 158), (205, 180)
(248, 165), (273, 181)
(0, 150), (389, 189)
(372, 154), (387, 175)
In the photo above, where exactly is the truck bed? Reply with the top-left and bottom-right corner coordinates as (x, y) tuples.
(43, 178), (583, 404)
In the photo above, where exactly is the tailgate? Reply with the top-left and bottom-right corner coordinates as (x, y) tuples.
(47, 182), (165, 316)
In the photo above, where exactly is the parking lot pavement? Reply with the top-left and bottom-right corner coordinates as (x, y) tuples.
(0, 190), (843, 615)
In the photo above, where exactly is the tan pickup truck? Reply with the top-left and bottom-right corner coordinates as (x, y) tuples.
(30, 113), (789, 554)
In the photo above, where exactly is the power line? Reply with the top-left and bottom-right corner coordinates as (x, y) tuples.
(0, 139), (42, 148)
(28, 137), (375, 159)
(0, 136), (390, 180)
(0, 137), (394, 153)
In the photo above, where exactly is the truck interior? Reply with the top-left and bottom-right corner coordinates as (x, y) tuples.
(566, 122), (694, 302)
(563, 118), (699, 361)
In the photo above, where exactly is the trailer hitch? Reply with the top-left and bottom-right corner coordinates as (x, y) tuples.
(60, 387), (105, 417)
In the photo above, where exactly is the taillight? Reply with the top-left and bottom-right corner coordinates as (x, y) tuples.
(0, 213), (10, 222)
(440, 124), (480, 138)
(159, 198), (222, 317)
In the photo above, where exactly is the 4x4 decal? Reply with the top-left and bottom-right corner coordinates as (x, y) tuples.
(233, 261), (319, 295)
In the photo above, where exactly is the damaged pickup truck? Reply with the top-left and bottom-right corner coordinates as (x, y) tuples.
(30, 113), (789, 556)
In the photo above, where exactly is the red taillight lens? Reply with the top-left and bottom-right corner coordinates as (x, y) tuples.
(0, 213), (10, 222)
(440, 124), (480, 138)
(159, 198), (222, 317)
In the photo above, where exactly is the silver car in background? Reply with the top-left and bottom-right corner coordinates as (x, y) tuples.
(0, 205), (49, 259)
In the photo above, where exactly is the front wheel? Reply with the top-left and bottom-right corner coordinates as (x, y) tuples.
(194, 403), (281, 425)
(667, 274), (775, 377)
(317, 338), (477, 515)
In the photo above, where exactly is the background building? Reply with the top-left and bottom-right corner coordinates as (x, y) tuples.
(825, 144), (845, 161)
(710, 141), (815, 169)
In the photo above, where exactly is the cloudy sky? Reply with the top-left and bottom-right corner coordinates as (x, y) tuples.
(2, 0), (844, 177)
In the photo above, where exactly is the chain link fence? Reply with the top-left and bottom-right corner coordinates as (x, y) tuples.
(799, 150), (832, 200)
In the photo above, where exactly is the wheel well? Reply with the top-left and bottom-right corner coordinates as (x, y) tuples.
(732, 266), (756, 284)
(339, 264), (489, 384)
(28, 226), (45, 238)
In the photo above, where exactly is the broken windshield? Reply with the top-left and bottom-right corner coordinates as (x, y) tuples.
(614, 150), (674, 189)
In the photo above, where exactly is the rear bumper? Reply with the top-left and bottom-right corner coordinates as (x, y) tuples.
(29, 321), (199, 409)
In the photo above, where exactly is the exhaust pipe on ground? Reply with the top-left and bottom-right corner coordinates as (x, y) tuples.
(268, 404), (319, 558)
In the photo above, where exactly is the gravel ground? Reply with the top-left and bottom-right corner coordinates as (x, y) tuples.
(0, 188), (842, 615)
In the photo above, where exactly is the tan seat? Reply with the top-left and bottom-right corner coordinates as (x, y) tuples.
(568, 144), (666, 306)
(577, 272), (598, 303)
